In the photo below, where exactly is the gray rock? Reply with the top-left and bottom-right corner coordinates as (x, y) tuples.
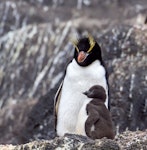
(115, 130), (147, 149)
(0, 0), (147, 36)
(0, 99), (37, 144)
(0, 22), (73, 108)
(0, 0), (147, 145)
(0, 23), (146, 144)
(99, 25), (147, 133)
(0, 134), (120, 150)
(0, 130), (147, 150)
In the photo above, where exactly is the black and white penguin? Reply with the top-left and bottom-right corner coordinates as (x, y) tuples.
(54, 35), (109, 136)
(76, 85), (114, 139)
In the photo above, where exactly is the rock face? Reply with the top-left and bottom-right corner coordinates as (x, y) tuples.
(0, 0), (147, 145)
(0, 22), (73, 107)
(0, 22), (73, 144)
(0, 130), (147, 150)
(99, 25), (147, 133)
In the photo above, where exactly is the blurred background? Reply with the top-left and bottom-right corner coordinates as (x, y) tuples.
(0, 0), (147, 145)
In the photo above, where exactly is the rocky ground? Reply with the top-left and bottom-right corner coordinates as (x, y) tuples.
(0, 0), (147, 147)
(0, 130), (147, 150)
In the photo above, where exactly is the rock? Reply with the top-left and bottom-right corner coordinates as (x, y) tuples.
(0, 130), (147, 150)
(0, 23), (146, 144)
(0, 99), (37, 144)
(1, 0), (147, 36)
(1, 0), (146, 108)
(0, 22), (74, 144)
(115, 130), (147, 149)
(0, 134), (119, 150)
(99, 25), (147, 133)
(0, 22), (73, 108)
(0, 0), (147, 145)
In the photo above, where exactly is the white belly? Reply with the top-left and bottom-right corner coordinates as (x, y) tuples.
(56, 59), (108, 136)
(76, 99), (90, 135)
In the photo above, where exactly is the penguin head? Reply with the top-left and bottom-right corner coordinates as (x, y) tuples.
(83, 85), (106, 101)
(72, 35), (102, 67)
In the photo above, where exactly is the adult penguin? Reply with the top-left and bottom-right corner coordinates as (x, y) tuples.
(54, 35), (109, 136)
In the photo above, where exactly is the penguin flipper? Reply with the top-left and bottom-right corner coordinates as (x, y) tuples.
(54, 81), (63, 130)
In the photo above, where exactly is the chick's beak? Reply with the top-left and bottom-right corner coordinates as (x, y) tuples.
(83, 91), (88, 96)
(77, 51), (88, 63)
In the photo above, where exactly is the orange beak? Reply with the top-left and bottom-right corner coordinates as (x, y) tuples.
(77, 51), (87, 63)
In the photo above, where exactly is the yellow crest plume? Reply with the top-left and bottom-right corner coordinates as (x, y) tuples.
(87, 34), (96, 53)
(71, 34), (95, 53)
(71, 38), (79, 52)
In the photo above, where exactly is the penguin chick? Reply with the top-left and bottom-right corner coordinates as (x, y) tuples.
(76, 85), (114, 139)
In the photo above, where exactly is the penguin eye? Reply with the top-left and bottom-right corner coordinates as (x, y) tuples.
(87, 34), (96, 53)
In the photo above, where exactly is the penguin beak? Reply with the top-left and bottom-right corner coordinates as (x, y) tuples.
(83, 91), (88, 96)
(77, 51), (88, 63)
